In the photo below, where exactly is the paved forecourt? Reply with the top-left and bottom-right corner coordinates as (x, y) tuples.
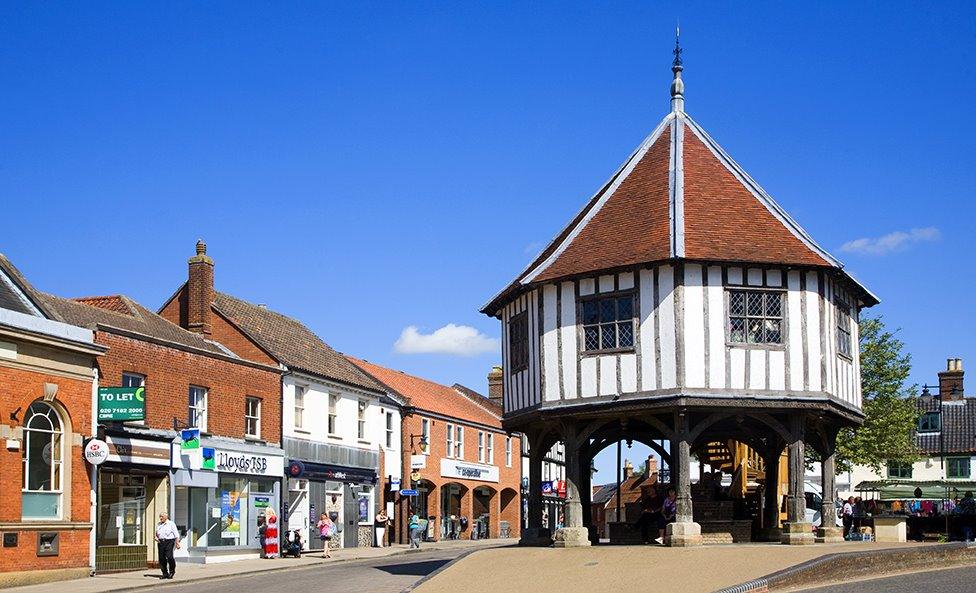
(413, 542), (937, 593)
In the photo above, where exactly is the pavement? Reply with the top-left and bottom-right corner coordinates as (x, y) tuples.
(793, 563), (976, 593)
(410, 541), (938, 593)
(1, 539), (506, 593)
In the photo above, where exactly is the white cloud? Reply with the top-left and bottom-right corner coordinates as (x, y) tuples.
(394, 324), (499, 357)
(839, 227), (941, 256)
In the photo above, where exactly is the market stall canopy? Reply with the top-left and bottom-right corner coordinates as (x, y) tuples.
(855, 479), (976, 501)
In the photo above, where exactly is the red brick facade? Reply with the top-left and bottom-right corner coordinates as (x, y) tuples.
(93, 332), (281, 442)
(0, 341), (101, 581)
(397, 412), (521, 543)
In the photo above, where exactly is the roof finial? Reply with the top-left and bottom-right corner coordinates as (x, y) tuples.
(670, 24), (685, 112)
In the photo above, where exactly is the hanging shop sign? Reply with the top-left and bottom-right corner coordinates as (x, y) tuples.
(83, 438), (109, 465)
(410, 455), (427, 469)
(541, 481), (554, 495)
(97, 387), (146, 422)
(390, 477), (401, 492)
(180, 428), (201, 451)
(440, 459), (499, 483)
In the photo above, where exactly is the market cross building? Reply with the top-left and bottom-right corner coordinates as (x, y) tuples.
(481, 40), (878, 547)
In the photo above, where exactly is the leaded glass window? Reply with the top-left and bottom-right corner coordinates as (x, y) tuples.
(728, 289), (784, 345)
(580, 293), (636, 353)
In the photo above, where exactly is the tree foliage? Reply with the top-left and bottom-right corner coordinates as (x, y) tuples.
(833, 315), (919, 473)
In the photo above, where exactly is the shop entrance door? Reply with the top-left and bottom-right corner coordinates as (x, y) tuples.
(343, 484), (359, 549)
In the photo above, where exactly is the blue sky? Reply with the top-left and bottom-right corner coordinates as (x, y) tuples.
(2, 3), (974, 478)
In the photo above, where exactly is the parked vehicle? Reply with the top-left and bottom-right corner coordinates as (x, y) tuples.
(804, 481), (843, 528)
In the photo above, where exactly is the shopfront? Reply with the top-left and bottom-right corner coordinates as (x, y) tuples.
(95, 434), (171, 572)
(171, 439), (284, 563)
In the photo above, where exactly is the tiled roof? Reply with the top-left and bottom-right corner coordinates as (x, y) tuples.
(348, 357), (503, 428)
(482, 107), (878, 316)
(452, 383), (504, 416)
(917, 396), (976, 455)
(0, 254), (50, 316)
(213, 292), (383, 393)
(591, 482), (620, 506)
(604, 473), (659, 510)
(39, 292), (230, 355)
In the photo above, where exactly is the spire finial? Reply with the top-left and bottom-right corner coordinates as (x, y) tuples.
(670, 24), (685, 112)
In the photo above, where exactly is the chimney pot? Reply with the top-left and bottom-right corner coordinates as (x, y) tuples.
(196, 239), (207, 256)
(623, 459), (634, 479)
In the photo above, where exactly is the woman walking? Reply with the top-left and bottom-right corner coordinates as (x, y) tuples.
(409, 514), (421, 549)
(316, 513), (334, 558)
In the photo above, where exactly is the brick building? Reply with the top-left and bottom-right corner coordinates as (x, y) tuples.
(159, 241), (399, 550)
(0, 256), (106, 587)
(349, 358), (521, 543)
(38, 280), (282, 568)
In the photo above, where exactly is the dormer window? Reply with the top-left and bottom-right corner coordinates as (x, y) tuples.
(580, 292), (635, 353)
(728, 289), (784, 345)
(918, 412), (941, 433)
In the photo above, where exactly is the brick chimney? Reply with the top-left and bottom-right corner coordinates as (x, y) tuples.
(487, 365), (503, 407)
(644, 455), (658, 478)
(939, 358), (964, 400)
(186, 239), (214, 337)
(622, 459), (633, 479)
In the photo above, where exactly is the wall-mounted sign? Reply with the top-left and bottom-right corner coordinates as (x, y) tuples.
(541, 481), (554, 495)
(97, 387), (145, 422)
(172, 444), (284, 477)
(439, 459), (499, 483)
(180, 429), (201, 451)
(410, 455), (427, 469)
(400, 489), (419, 496)
(83, 439), (109, 465)
(390, 477), (401, 492)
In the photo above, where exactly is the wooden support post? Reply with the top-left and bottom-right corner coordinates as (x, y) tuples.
(665, 411), (702, 546)
(520, 434), (551, 546)
(782, 415), (814, 544)
(816, 447), (844, 543)
(553, 423), (589, 547)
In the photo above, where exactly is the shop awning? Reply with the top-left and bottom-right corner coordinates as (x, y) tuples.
(855, 479), (976, 501)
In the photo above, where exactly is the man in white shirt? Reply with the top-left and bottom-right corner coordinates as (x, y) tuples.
(154, 512), (181, 579)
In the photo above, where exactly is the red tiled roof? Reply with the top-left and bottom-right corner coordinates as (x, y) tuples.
(348, 357), (502, 428)
(74, 295), (135, 316)
(482, 109), (876, 316)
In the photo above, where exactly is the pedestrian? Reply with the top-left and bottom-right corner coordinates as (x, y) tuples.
(409, 514), (422, 549)
(842, 496), (855, 539)
(316, 513), (333, 558)
(958, 491), (976, 541)
(374, 510), (389, 547)
(154, 512), (180, 579)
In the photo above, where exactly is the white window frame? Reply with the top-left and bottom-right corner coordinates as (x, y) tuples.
(421, 418), (430, 454)
(357, 400), (368, 441)
(328, 393), (339, 436)
(478, 431), (485, 463)
(22, 401), (64, 520)
(505, 437), (512, 467)
(245, 396), (261, 438)
(487, 433), (494, 465)
(455, 426), (464, 459)
(446, 424), (455, 459)
(294, 385), (305, 430)
(189, 385), (208, 432)
(385, 411), (394, 449)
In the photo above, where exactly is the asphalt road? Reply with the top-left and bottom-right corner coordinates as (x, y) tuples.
(154, 549), (458, 593)
(799, 564), (976, 593)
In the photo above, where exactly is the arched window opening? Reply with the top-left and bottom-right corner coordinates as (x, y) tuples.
(22, 401), (64, 519)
